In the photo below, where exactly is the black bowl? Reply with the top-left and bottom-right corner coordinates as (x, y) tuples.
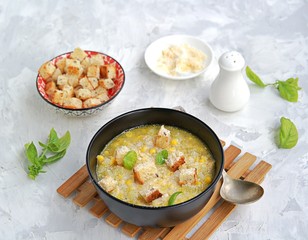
(86, 108), (224, 227)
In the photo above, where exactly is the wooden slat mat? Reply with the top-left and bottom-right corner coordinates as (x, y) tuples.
(57, 144), (272, 240)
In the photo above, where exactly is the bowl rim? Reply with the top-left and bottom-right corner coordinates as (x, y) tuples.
(144, 34), (214, 80)
(86, 107), (224, 210)
(36, 50), (125, 112)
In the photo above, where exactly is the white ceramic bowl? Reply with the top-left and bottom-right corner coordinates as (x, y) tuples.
(144, 35), (214, 80)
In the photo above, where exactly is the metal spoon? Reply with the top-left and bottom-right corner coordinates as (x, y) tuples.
(220, 169), (264, 204)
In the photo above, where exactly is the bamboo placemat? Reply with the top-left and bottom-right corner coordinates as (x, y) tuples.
(57, 143), (272, 240)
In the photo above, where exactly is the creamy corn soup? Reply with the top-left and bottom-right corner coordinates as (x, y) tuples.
(96, 125), (215, 207)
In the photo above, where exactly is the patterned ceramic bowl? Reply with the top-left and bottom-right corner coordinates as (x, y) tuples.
(36, 50), (125, 117)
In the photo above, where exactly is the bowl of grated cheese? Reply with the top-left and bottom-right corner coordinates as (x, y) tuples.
(144, 35), (214, 80)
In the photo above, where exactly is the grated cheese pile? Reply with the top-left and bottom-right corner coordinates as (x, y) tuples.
(157, 44), (207, 76)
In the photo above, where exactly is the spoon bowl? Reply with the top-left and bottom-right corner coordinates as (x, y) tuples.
(220, 170), (264, 204)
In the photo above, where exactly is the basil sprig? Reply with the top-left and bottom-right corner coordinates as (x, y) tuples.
(245, 66), (301, 102)
(278, 117), (298, 149)
(25, 128), (71, 180)
(155, 149), (168, 165)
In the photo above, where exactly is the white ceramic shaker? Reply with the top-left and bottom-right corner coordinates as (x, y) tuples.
(209, 51), (250, 112)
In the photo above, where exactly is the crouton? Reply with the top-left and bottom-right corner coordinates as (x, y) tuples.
(75, 88), (92, 100)
(152, 193), (169, 207)
(133, 161), (157, 184)
(70, 47), (87, 61)
(63, 97), (83, 109)
(52, 90), (65, 105)
(92, 86), (108, 96)
(114, 146), (130, 165)
(154, 125), (171, 148)
(79, 77), (94, 90)
(39, 62), (56, 79)
(107, 64), (117, 79)
(98, 176), (117, 193)
(100, 65), (108, 78)
(88, 77), (99, 89)
(179, 168), (197, 186)
(65, 59), (83, 77)
(99, 78), (115, 89)
(90, 53), (104, 66)
(83, 98), (101, 108)
(81, 57), (90, 73)
(45, 81), (57, 97)
(139, 187), (162, 203)
(51, 68), (62, 81)
(96, 93), (109, 103)
(67, 75), (79, 87)
(166, 151), (185, 172)
(56, 58), (66, 73)
(57, 75), (68, 89)
(62, 85), (74, 98)
(87, 64), (100, 78)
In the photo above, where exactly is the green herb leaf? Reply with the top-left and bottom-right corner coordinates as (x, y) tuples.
(47, 131), (71, 153)
(155, 149), (168, 165)
(123, 150), (137, 170)
(278, 117), (298, 149)
(43, 149), (67, 163)
(49, 128), (59, 144)
(25, 142), (38, 165)
(245, 66), (267, 88)
(276, 78), (301, 102)
(168, 191), (182, 206)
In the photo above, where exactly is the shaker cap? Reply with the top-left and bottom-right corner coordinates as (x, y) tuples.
(218, 51), (245, 71)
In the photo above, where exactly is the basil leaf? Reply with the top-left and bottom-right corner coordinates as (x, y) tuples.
(25, 142), (38, 165)
(155, 150), (168, 165)
(48, 131), (71, 153)
(43, 149), (66, 163)
(277, 78), (301, 102)
(278, 117), (298, 149)
(245, 66), (267, 88)
(48, 128), (59, 144)
(123, 150), (137, 170)
(168, 191), (182, 206)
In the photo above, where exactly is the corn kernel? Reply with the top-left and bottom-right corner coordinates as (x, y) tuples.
(205, 176), (212, 184)
(149, 148), (156, 154)
(125, 132), (133, 137)
(171, 139), (178, 146)
(104, 150), (110, 156)
(125, 179), (133, 186)
(196, 180), (201, 185)
(96, 155), (104, 164)
(140, 146), (148, 153)
(169, 147), (175, 152)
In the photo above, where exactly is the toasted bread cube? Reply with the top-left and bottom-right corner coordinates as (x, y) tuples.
(99, 78), (115, 89)
(79, 77), (94, 90)
(152, 193), (169, 207)
(45, 81), (57, 97)
(133, 161), (157, 184)
(83, 98), (101, 108)
(75, 88), (92, 100)
(70, 47), (87, 61)
(98, 176), (117, 193)
(90, 54), (104, 66)
(88, 77), (98, 89)
(62, 84), (74, 98)
(107, 64), (116, 79)
(57, 75), (68, 89)
(100, 65), (108, 78)
(92, 86), (108, 97)
(52, 90), (65, 105)
(65, 59), (83, 77)
(63, 97), (83, 109)
(56, 58), (66, 73)
(96, 93), (109, 103)
(114, 146), (130, 165)
(140, 187), (162, 203)
(39, 61), (56, 79)
(87, 65), (100, 78)
(154, 125), (171, 148)
(51, 68), (62, 81)
(166, 152), (185, 172)
(179, 168), (197, 186)
(67, 75), (79, 87)
(81, 57), (90, 73)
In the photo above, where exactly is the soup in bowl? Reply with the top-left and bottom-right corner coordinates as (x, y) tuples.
(86, 108), (224, 227)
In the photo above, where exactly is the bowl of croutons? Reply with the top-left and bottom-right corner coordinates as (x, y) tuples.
(36, 48), (125, 116)
(86, 107), (224, 227)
